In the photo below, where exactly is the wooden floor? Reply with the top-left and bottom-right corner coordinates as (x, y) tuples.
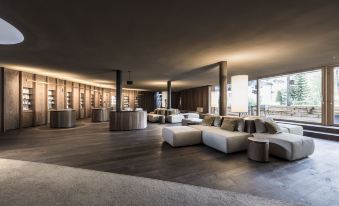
(0, 119), (338, 206)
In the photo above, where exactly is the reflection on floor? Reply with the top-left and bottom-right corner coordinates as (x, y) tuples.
(0, 119), (338, 206)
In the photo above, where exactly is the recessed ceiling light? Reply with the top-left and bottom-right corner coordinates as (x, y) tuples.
(0, 18), (24, 45)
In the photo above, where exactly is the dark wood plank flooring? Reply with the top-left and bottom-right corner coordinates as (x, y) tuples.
(0, 119), (338, 206)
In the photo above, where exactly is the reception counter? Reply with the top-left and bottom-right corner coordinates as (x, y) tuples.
(50, 109), (76, 128)
(91, 108), (110, 122)
(109, 111), (147, 131)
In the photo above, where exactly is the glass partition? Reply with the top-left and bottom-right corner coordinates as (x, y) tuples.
(259, 70), (322, 123)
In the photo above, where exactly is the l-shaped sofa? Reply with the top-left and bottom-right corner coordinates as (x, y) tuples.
(162, 116), (315, 161)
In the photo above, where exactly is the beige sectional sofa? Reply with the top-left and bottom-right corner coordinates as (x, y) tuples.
(147, 108), (200, 123)
(252, 133), (314, 161)
(162, 115), (315, 161)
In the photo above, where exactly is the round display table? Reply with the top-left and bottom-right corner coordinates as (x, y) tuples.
(91, 108), (110, 122)
(110, 111), (147, 131)
(50, 109), (76, 128)
(248, 137), (269, 162)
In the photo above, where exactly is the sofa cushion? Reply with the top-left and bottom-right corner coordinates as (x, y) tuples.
(166, 114), (184, 123)
(277, 123), (303, 135)
(202, 115), (215, 126)
(237, 118), (245, 132)
(265, 121), (282, 134)
(220, 119), (237, 131)
(189, 125), (251, 153)
(254, 119), (267, 133)
(213, 116), (222, 127)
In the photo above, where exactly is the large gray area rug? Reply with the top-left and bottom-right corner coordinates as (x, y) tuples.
(0, 159), (296, 206)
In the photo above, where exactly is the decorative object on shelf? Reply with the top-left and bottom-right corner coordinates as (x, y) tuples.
(22, 87), (33, 111)
(231, 75), (249, 117)
(48, 90), (56, 110)
(66, 92), (73, 109)
(80, 93), (85, 109)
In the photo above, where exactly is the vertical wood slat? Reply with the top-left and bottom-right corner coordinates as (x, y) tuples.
(0, 68), (4, 132)
(175, 85), (211, 113)
(3, 69), (20, 131)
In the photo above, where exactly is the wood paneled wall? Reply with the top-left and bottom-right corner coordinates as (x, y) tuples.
(175, 85), (211, 113)
(139, 91), (156, 112)
(34, 74), (47, 126)
(57, 79), (65, 109)
(72, 83), (80, 119)
(21, 72), (34, 128)
(1, 67), (196, 132)
(85, 85), (91, 118)
(3, 69), (20, 131)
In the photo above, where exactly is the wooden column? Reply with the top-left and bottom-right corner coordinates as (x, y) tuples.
(219, 61), (227, 116)
(116, 70), (122, 111)
(167, 81), (172, 109)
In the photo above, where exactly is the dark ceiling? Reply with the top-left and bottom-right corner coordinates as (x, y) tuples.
(1, 0), (339, 91)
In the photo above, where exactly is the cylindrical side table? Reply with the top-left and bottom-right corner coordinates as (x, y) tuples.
(248, 137), (269, 162)
(159, 115), (166, 124)
(91, 108), (110, 122)
(50, 109), (76, 128)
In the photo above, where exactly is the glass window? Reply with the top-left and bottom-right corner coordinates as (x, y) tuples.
(248, 80), (257, 116)
(334, 67), (339, 124)
(259, 70), (322, 123)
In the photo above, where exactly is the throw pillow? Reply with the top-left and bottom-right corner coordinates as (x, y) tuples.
(220, 119), (237, 131)
(254, 119), (267, 133)
(202, 115), (215, 126)
(237, 118), (245, 132)
(213, 116), (222, 127)
(265, 121), (282, 134)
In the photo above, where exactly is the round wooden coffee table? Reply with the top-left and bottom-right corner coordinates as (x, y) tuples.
(248, 137), (269, 162)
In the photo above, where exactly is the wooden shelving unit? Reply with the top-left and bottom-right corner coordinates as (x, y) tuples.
(99, 94), (103, 107)
(66, 92), (72, 109)
(111, 96), (116, 109)
(48, 90), (56, 110)
(91, 94), (95, 108)
(22, 87), (33, 111)
(80, 93), (85, 109)
(135, 95), (140, 108)
(123, 96), (129, 109)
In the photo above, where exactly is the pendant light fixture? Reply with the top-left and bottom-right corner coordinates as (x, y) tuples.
(127, 71), (133, 85)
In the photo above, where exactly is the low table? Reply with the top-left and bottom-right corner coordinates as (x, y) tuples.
(248, 137), (269, 162)
(159, 115), (166, 124)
